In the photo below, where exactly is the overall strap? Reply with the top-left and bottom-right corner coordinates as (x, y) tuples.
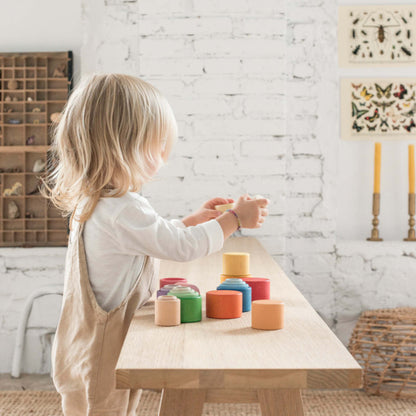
(69, 204), (85, 234)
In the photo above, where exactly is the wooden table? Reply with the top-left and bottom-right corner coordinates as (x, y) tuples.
(116, 237), (362, 415)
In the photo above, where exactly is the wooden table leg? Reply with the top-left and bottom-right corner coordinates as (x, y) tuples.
(257, 389), (304, 416)
(158, 389), (206, 416)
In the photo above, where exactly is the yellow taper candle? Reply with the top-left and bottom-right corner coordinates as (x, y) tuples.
(409, 145), (415, 194)
(374, 142), (381, 193)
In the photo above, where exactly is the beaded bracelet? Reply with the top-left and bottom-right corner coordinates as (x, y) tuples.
(226, 209), (241, 231)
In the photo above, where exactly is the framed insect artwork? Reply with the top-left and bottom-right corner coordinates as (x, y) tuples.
(340, 78), (416, 140)
(338, 5), (416, 67)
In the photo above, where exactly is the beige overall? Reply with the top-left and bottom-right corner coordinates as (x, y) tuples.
(52, 213), (159, 416)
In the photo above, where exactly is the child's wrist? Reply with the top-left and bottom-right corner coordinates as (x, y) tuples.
(226, 209), (241, 230)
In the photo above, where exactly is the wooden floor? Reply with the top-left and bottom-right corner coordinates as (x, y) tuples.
(1, 382), (416, 416)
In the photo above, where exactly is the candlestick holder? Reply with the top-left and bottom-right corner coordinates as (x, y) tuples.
(404, 193), (416, 241)
(367, 193), (383, 241)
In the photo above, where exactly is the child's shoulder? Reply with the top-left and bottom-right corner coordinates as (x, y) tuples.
(94, 192), (153, 223)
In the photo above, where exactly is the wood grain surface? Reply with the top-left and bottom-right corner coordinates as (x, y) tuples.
(116, 237), (362, 390)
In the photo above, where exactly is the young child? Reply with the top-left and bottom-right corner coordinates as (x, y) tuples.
(46, 73), (269, 416)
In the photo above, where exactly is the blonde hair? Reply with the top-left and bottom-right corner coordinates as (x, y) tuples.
(43, 73), (178, 222)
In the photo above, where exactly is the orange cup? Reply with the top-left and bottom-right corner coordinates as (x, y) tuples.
(220, 273), (251, 283)
(206, 290), (242, 319)
(251, 300), (284, 330)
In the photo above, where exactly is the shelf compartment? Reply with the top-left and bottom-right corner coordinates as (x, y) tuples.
(47, 230), (67, 243)
(26, 113), (46, 125)
(25, 152), (46, 174)
(1, 231), (13, 243)
(25, 103), (45, 113)
(26, 219), (46, 230)
(0, 51), (72, 247)
(3, 92), (24, 103)
(3, 102), (24, 113)
(0, 152), (24, 173)
(47, 219), (67, 230)
(3, 126), (25, 146)
(26, 198), (46, 219)
(2, 173), (24, 195)
(25, 230), (47, 244)
(47, 90), (67, 101)
(3, 219), (24, 230)
(47, 204), (64, 219)
(25, 125), (47, 146)
(25, 56), (35, 67)
(2, 197), (24, 221)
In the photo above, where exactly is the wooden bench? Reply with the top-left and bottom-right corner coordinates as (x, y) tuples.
(116, 237), (362, 415)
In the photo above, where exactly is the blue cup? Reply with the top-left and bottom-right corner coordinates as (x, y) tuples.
(216, 278), (252, 312)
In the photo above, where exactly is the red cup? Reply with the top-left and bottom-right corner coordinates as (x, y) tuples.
(241, 277), (270, 301)
(159, 277), (188, 289)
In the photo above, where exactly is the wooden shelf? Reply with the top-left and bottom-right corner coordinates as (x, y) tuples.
(0, 51), (72, 247)
(0, 146), (49, 152)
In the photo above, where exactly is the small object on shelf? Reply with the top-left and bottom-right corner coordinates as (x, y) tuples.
(4, 107), (13, 113)
(26, 135), (35, 145)
(404, 193), (416, 241)
(7, 79), (18, 90)
(367, 193), (383, 241)
(32, 107), (41, 113)
(3, 182), (23, 197)
(25, 211), (35, 219)
(33, 119), (40, 125)
(12, 97), (18, 102)
(8, 201), (20, 219)
(5, 95), (11, 102)
(8, 119), (21, 125)
(50, 112), (62, 123)
(0, 167), (22, 173)
(52, 63), (66, 77)
(27, 97), (33, 102)
(27, 180), (42, 195)
(32, 159), (46, 173)
(155, 295), (181, 326)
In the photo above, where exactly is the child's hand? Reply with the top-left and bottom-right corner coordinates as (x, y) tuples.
(233, 194), (269, 229)
(182, 197), (234, 227)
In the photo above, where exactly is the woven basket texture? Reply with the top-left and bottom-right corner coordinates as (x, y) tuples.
(349, 307), (416, 399)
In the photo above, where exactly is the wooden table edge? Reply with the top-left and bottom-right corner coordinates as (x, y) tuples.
(116, 367), (363, 390)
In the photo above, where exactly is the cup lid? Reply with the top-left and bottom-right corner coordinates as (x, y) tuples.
(222, 278), (250, 288)
(168, 286), (200, 298)
(158, 295), (180, 302)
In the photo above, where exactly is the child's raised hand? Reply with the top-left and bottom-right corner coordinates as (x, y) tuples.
(182, 197), (234, 227)
(233, 194), (269, 229)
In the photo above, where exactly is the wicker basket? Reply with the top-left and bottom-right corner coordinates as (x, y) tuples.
(349, 308), (416, 399)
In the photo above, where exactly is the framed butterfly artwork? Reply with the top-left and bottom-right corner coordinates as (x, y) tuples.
(338, 5), (416, 67)
(340, 78), (416, 140)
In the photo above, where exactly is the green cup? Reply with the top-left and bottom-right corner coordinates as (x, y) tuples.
(167, 286), (202, 323)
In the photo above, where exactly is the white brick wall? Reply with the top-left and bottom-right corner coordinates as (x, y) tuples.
(2, 0), (416, 374)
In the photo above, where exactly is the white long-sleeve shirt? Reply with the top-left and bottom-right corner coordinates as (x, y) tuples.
(72, 192), (224, 312)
